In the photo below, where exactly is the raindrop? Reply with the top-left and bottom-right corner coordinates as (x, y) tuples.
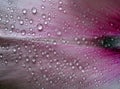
(42, 14), (46, 19)
(13, 48), (17, 53)
(4, 27), (8, 31)
(6, 19), (10, 23)
(17, 16), (21, 20)
(11, 24), (15, 29)
(26, 58), (30, 62)
(10, 15), (13, 19)
(22, 64), (26, 68)
(81, 70), (85, 73)
(29, 19), (33, 24)
(53, 41), (57, 45)
(32, 59), (36, 63)
(58, 6), (63, 11)
(37, 23), (43, 31)
(57, 31), (62, 36)
(29, 28), (33, 31)
(19, 20), (24, 25)
(44, 21), (48, 25)
(0, 17), (2, 21)
(79, 66), (82, 69)
(47, 32), (51, 37)
(10, 9), (14, 13)
(5, 14), (8, 18)
(0, 54), (3, 58)
(22, 9), (27, 14)
(4, 60), (8, 65)
(15, 60), (18, 63)
(21, 30), (26, 35)
(41, 5), (45, 9)
(42, 0), (46, 2)
(59, 1), (63, 4)
(31, 7), (37, 14)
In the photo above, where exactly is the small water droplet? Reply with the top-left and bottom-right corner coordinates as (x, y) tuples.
(42, 0), (46, 2)
(44, 21), (48, 25)
(19, 20), (24, 25)
(41, 5), (45, 9)
(21, 30), (26, 35)
(31, 7), (37, 14)
(26, 58), (30, 62)
(57, 31), (62, 36)
(13, 48), (17, 53)
(58, 6), (63, 11)
(0, 54), (3, 58)
(59, 1), (63, 4)
(4, 27), (8, 31)
(22, 9), (27, 14)
(32, 59), (36, 63)
(0, 17), (2, 21)
(6, 19), (10, 23)
(11, 24), (15, 29)
(10, 9), (14, 13)
(4, 60), (8, 65)
(22, 64), (26, 68)
(37, 24), (43, 31)
(17, 16), (21, 20)
(42, 14), (46, 19)
(10, 15), (13, 19)
(29, 19), (33, 24)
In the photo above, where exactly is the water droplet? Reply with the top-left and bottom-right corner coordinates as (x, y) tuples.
(37, 24), (43, 31)
(0, 17), (2, 21)
(4, 27), (8, 31)
(4, 60), (8, 65)
(31, 7), (37, 14)
(13, 48), (17, 53)
(19, 20), (24, 25)
(17, 16), (21, 20)
(0, 54), (3, 58)
(42, 0), (46, 2)
(6, 19), (10, 23)
(53, 41), (57, 45)
(29, 19), (33, 24)
(10, 15), (13, 19)
(58, 6), (63, 11)
(57, 31), (62, 36)
(81, 70), (85, 73)
(44, 21), (48, 25)
(21, 30), (26, 35)
(26, 58), (30, 62)
(59, 1), (63, 4)
(32, 59), (36, 63)
(10, 9), (14, 13)
(22, 9), (27, 14)
(42, 14), (46, 19)
(41, 5), (45, 9)
(11, 24), (15, 29)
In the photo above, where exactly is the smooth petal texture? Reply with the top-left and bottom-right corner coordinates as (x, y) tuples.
(0, 0), (120, 89)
